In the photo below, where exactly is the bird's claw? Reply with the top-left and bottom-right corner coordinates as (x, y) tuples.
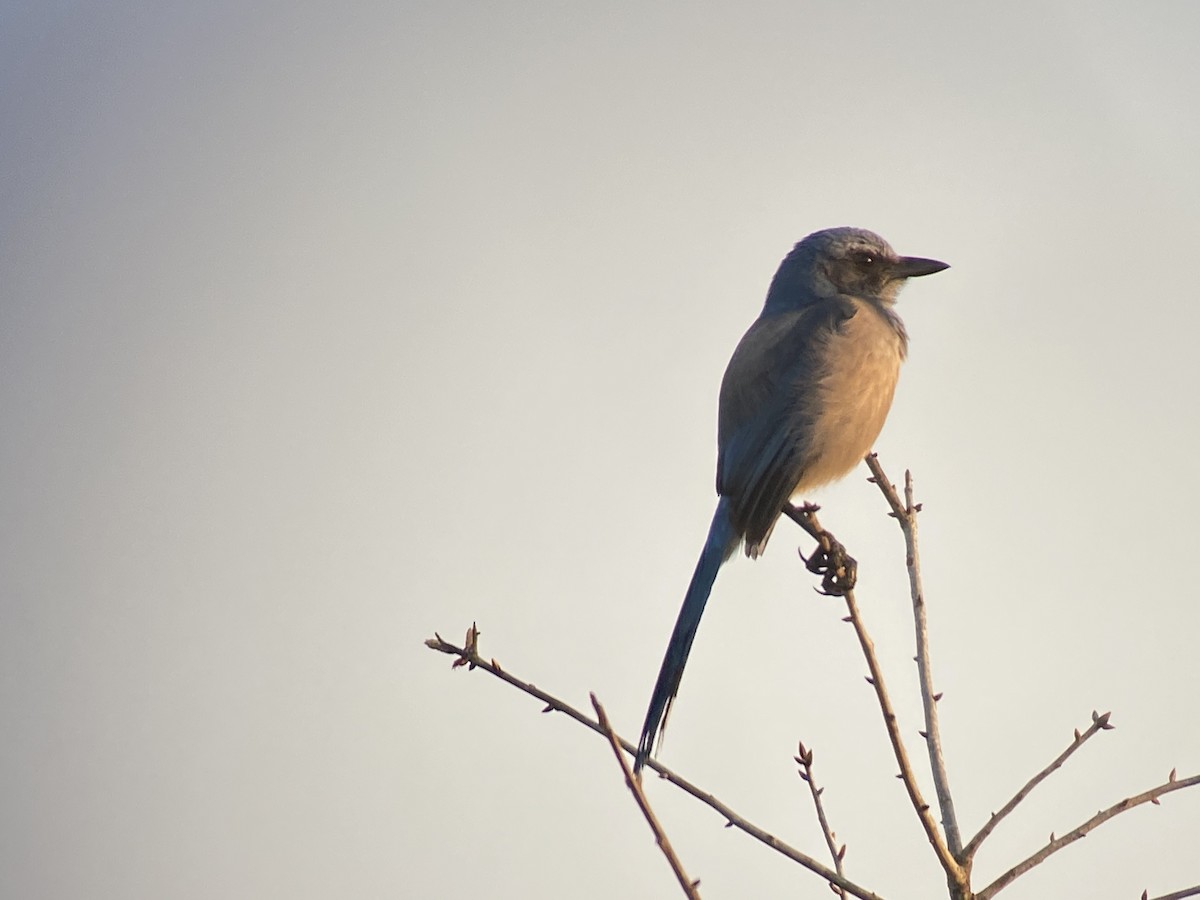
(801, 537), (857, 595)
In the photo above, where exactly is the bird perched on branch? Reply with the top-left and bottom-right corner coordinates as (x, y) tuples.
(635, 227), (948, 773)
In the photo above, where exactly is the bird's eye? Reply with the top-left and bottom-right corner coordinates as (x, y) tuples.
(855, 252), (875, 266)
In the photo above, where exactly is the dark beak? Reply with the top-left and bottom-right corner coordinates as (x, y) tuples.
(893, 256), (949, 279)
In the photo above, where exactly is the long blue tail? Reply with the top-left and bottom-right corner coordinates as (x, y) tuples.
(635, 498), (739, 773)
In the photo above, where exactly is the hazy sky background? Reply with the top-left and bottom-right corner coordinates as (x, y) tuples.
(3, 2), (1198, 898)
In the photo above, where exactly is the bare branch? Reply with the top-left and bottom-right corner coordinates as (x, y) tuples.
(425, 626), (888, 900)
(976, 772), (1200, 899)
(592, 694), (701, 900)
(842, 580), (965, 888)
(1144, 886), (1200, 900)
(863, 455), (963, 858)
(963, 710), (1113, 862)
(796, 740), (848, 899)
(782, 502), (966, 891)
(431, 454), (1199, 900)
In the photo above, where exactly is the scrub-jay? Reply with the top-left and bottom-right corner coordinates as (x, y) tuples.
(635, 227), (947, 773)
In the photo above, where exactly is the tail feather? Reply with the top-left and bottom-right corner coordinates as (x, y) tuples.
(635, 498), (738, 773)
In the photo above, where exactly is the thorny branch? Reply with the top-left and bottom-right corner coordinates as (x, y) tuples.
(428, 454), (1200, 899)
(963, 710), (1113, 862)
(425, 625), (886, 900)
(976, 770), (1200, 899)
(863, 454), (963, 858)
(783, 502), (967, 892)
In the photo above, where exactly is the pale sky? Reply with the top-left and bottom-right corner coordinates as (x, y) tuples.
(2, 2), (1198, 898)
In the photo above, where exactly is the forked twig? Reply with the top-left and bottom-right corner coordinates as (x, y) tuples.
(782, 503), (966, 892)
(424, 625), (886, 900)
(592, 694), (701, 899)
(976, 771), (1200, 899)
(863, 454), (962, 858)
(432, 453), (1199, 899)
(963, 711), (1113, 862)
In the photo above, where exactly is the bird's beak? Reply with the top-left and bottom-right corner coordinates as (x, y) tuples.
(893, 256), (949, 279)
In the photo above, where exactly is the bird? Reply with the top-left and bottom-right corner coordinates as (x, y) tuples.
(634, 227), (948, 773)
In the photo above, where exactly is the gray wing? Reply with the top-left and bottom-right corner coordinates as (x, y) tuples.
(716, 299), (851, 555)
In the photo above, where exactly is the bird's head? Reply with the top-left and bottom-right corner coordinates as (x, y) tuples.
(765, 227), (948, 310)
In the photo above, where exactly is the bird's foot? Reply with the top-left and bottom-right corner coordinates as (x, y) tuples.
(800, 536), (857, 595)
(785, 502), (858, 595)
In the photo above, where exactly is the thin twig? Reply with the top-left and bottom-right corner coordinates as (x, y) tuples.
(425, 625), (887, 900)
(962, 710), (1113, 862)
(592, 694), (701, 900)
(842, 582), (965, 886)
(976, 771), (1200, 900)
(795, 740), (847, 899)
(863, 455), (963, 859)
(1144, 886), (1200, 900)
(782, 503), (966, 891)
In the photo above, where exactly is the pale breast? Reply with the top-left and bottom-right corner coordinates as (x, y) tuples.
(793, 300), (905, 494)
